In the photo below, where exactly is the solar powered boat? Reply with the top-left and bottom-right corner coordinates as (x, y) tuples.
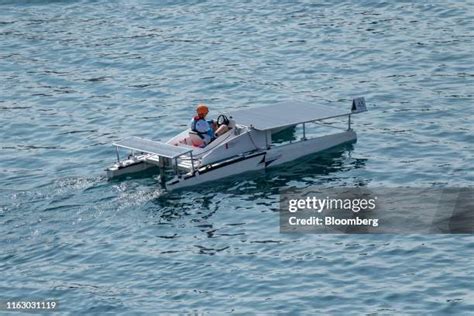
(106, 97), (367, 190)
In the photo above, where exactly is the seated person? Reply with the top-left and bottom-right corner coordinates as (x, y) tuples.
(190, 103), (228, 147)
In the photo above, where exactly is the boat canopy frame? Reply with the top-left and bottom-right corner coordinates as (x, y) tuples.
(113, 136), (196, 174)
(227, 97), (367, 132)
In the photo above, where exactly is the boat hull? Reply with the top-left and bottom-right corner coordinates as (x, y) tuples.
(167, 130), (356, 190)
(106, 157), (155, 179)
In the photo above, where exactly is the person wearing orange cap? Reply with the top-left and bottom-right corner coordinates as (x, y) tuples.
(190, 103), (228, 147)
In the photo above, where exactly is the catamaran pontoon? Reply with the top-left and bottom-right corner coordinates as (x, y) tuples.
(106, 98), (367, 190)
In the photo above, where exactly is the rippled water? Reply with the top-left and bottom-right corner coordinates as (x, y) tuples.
(1, 0), (473, 314)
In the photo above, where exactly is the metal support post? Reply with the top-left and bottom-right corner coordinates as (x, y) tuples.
(115, 146), (120, 162)
(190, 152), (195, 174)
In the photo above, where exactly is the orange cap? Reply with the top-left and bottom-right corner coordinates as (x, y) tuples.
(196, 103), (209, 117)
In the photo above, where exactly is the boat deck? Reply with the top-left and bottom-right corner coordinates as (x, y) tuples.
(177, 157), (200, 171)
(142, 154), (199, 172)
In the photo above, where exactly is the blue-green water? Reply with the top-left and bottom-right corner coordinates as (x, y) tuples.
(1, 0), (473, 314)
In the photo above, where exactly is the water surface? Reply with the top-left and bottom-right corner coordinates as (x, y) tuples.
(1, 0), (473, 314)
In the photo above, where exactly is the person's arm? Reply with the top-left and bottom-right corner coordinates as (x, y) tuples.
(209, 120), (216, 131)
